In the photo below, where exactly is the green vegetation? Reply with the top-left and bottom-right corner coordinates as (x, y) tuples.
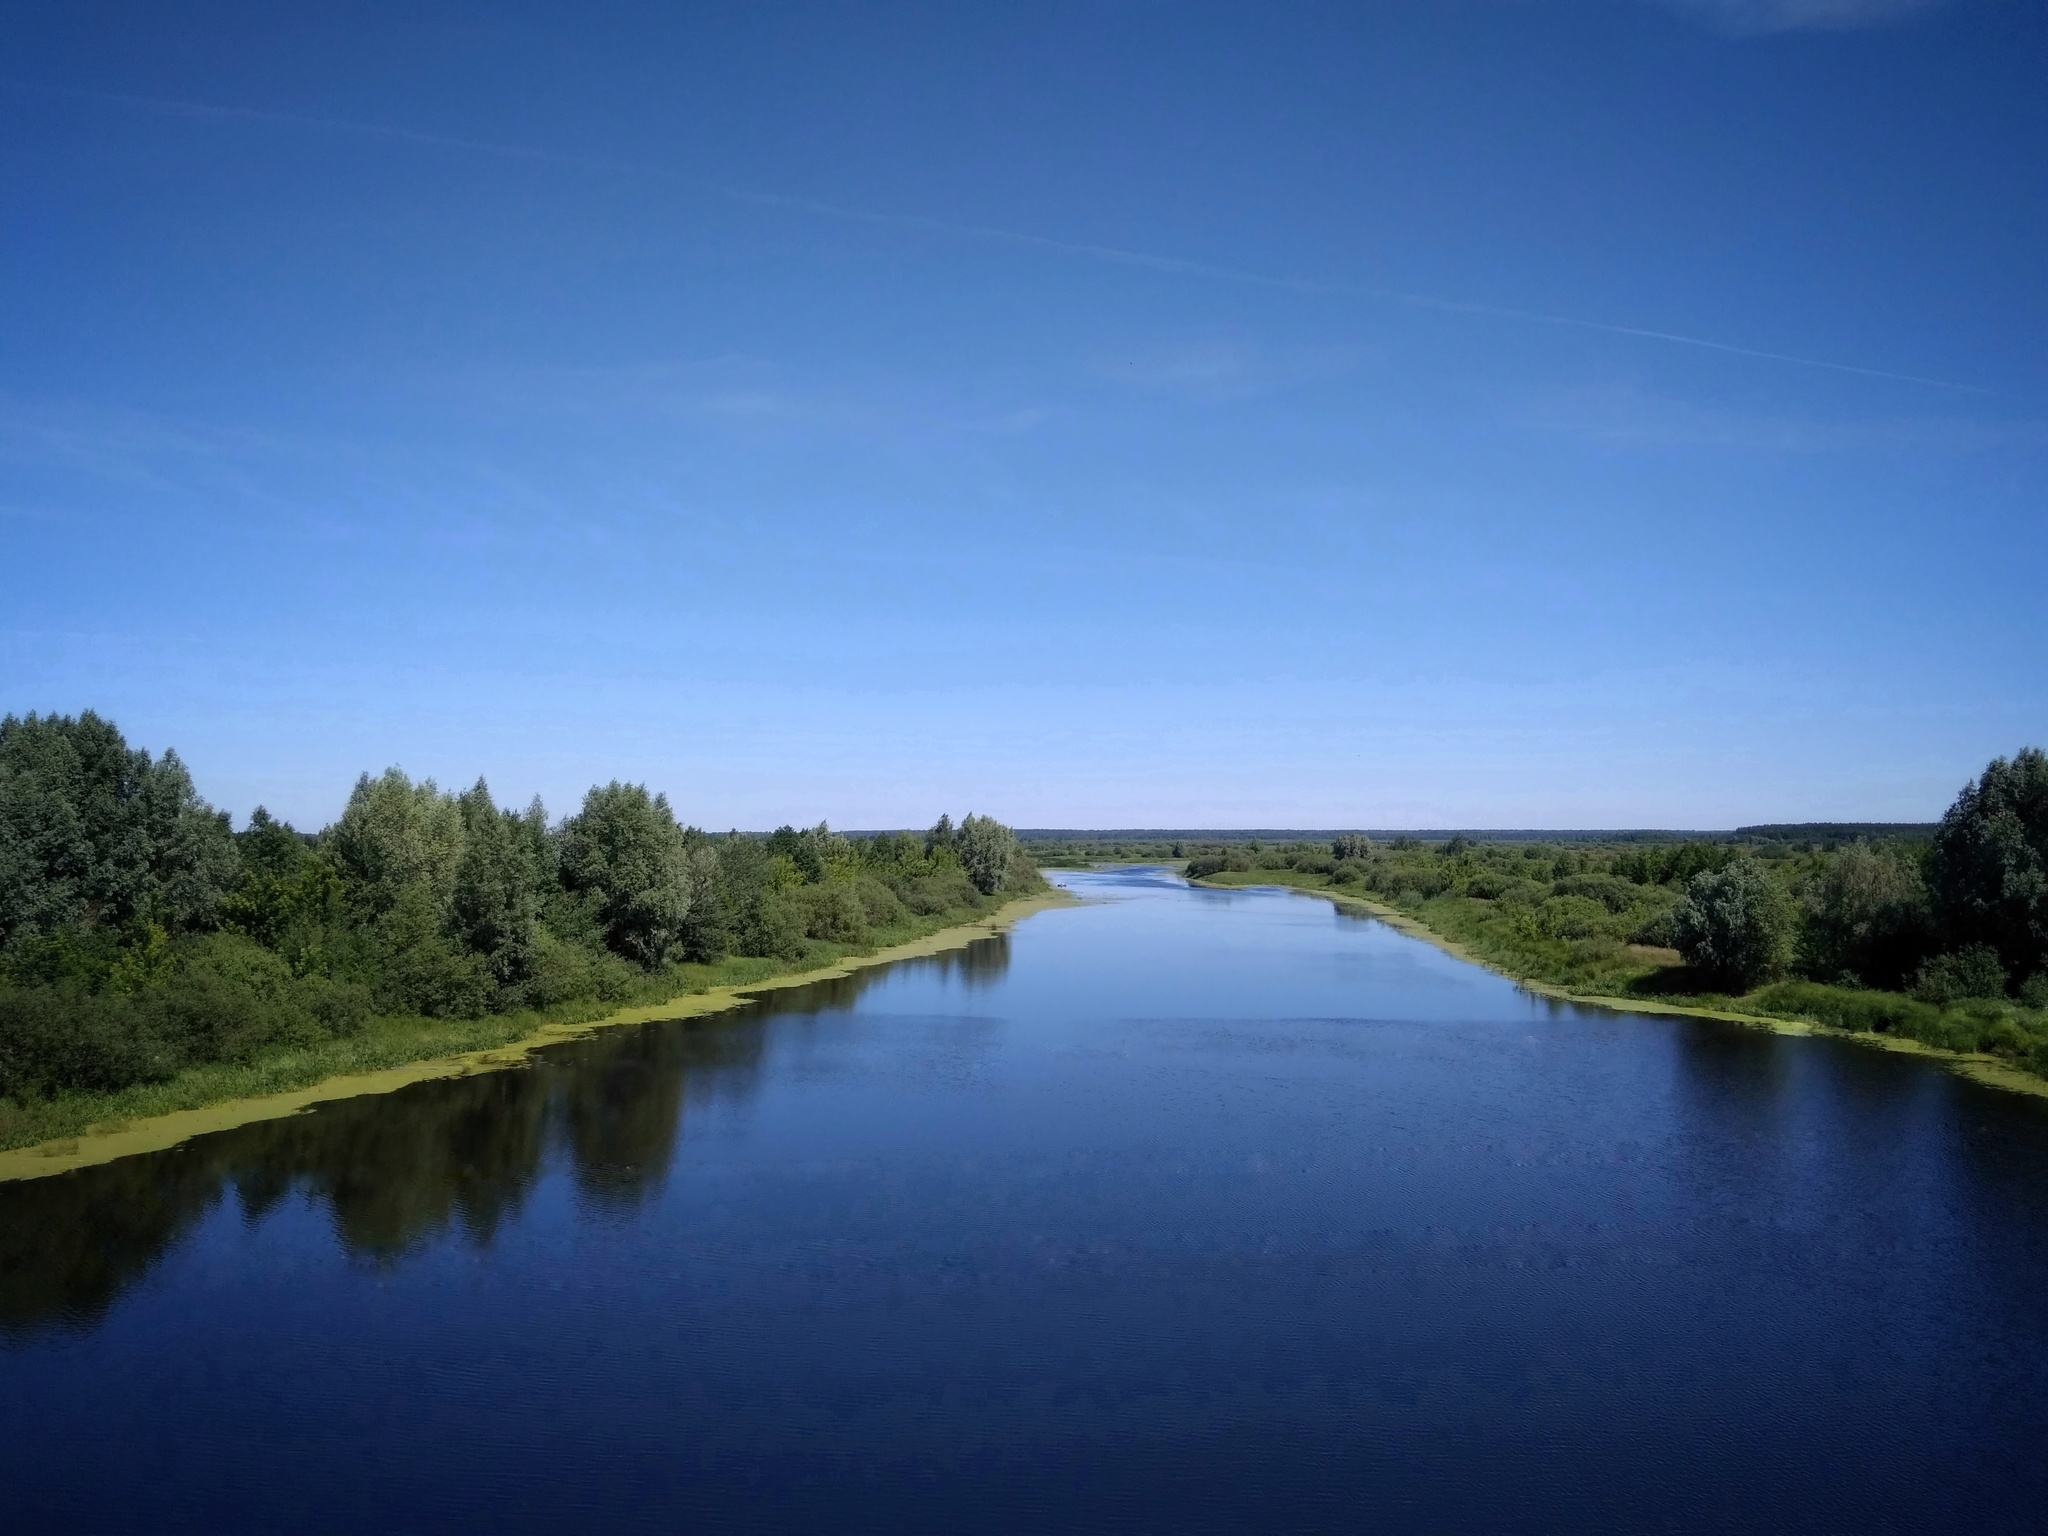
(1187, 748), (2048, 1082)
(0, 711), (1041, 1148)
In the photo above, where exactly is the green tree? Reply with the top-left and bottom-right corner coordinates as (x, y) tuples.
(450, 780), (541, 991)
(1798, 841), (1935, 988)
(218, 807), (344, 958)
(1929, 748), (2048, 992)
(955, 814), (1018, 896)
(558, 782), (698, 967)
(1670, 859), (1791, 990)
(325, 768), (465, 920)
(0, 710), (237, 943)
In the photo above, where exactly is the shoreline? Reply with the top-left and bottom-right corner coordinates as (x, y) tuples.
(1193, 874), (2048, 1102)
(0, 889), (1073, 1184)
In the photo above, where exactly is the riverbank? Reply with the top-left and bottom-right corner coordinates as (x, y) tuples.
(0, 889), (1071, 1182)
(1191, 869), (2048, 1100)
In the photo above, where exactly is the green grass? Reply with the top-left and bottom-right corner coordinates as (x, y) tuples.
(1194, 867), (2048, 1081)
(0, 898), (1021, 1155)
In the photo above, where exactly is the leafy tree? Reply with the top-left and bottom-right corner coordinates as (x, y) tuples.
(1798, 841), (1935, 988)
(558, 782), (699, 968)
(1670, 859), (1791, 990)
(0, 710), (237, 943)
(1929, 749), (2048, 991)
(1332, 832), (1373, 861)
(955, 814), (1017, 895)
(325, 769), (465, 920)
(450, 780), (541, 992)
(219, 808), (342, 956)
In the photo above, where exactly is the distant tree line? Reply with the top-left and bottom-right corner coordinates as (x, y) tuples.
(1180, 749), (2048, 1067)
(0, 711), (1037, 1104)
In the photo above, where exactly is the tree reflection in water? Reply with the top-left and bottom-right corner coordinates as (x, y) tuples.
(0, 932), (1014, 1336)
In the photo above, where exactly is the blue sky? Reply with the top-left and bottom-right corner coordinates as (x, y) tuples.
(3, 0), (2043, 830)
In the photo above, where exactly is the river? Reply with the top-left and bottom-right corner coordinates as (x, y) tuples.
(5, 866), (2048, 1533)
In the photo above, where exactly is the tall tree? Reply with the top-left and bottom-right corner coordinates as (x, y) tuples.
(558, 782), (697, 967)
(1929, 749), (2048, 990)
(325, 769), (465, 920)
(451, 780), (540, 990)
(955, 814), (1018, 896)
(0, 710), (236, 943)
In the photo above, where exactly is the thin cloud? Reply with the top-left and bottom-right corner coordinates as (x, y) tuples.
(1655, 0), (1954, 36)
(6, 79), (1985, 394)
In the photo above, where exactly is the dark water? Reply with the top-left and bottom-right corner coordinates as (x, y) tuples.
(6, 868), (2048, 1534)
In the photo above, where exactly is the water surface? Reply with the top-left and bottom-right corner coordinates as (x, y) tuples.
(6, 868), (2048, 1532)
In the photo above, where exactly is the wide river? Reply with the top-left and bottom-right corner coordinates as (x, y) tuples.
(5, 868), (2048, 1532)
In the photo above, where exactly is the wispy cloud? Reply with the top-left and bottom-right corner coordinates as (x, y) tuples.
(1090, 338), (1359, 400)
(1518, 381), (2045, 453)
(1654, 0), (1954, 37)
(4, 78), (1985, 394)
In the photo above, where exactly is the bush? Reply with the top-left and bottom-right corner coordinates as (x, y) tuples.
(1670, 860), (1792, 991)
(1914, 946), (2008, 1007)
(852, 876), (907, 929)
(726, 893), (808, 961)
(1551, 873), (1640, 915)
(0, 988), (176, 1099)
(893, 870), (981, 916)
(789, 883), (872, 946)
(1537, 895), (1610, 941)
(1749, 980), (1941, 1036)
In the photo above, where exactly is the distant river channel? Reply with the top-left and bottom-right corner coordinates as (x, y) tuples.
(6, 867), (2048, 1533)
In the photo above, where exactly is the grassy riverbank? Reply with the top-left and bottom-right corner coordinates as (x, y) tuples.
(0, 890), (1068, 1177)
(1192, 867), (2048, 1097)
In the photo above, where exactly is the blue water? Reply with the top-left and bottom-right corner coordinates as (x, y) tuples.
(6, 867), (2048, 1533)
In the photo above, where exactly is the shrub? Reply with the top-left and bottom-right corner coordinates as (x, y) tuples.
(1551, 873), (1640, 915)
(1537, 895), (1610, 941)
(1914, 946), (2008, 1007)
(893, 870), (980, 916)
(1749, 980), (1941, 1036)
(790, 883), (872, 946)
(725, 892), (807, 961)
(852, 876), (908, 929)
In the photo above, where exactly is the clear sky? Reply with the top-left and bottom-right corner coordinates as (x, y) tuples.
(3, 0), (2043, 831)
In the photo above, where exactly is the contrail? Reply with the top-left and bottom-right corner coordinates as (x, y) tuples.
(7, 80), (1987, 394)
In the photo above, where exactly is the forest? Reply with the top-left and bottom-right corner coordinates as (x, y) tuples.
(1183, 748), (2048, 1074)
(0, 711), (1040, 1119)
